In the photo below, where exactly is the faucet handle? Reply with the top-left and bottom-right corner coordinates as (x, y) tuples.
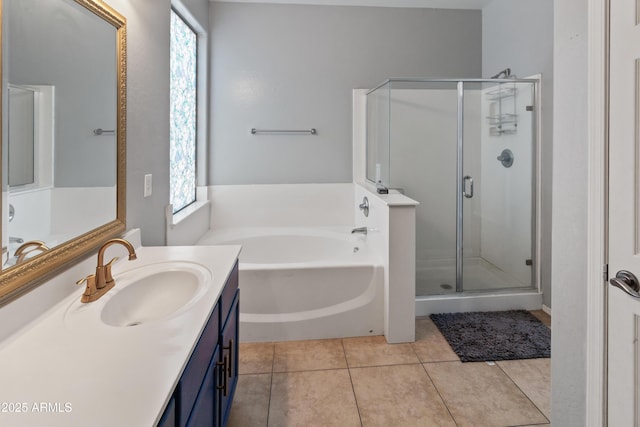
(76, 274), (95, 286)
(76, 274), (98, 302)
(104, 257), (119, 284)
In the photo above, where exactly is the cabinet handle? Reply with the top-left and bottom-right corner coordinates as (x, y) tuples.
(216, 356), (228, 396)
(224, 339), (234, 378)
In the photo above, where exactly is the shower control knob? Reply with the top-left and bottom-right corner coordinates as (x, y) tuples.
(359, 197), (369, 217)
(497, 149), (514, 168)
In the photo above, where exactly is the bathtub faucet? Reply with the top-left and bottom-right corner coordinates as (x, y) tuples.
(351, 227), (368, 235)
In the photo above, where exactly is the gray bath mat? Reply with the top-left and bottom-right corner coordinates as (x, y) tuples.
(429, 310), (550, 362)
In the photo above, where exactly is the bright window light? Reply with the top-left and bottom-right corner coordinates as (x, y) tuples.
(169, 9), (197, 214)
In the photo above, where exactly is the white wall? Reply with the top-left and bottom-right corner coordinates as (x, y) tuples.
(551, 0), (588, 424)
(482, 0), (553, 307)
(209, 2), (482, 185)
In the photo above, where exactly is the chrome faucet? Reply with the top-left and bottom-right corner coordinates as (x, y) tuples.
(76, 238), (137, 303)
(351, 227), (368, 235)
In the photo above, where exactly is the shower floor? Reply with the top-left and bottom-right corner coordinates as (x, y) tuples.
(415, 257), (530, 296)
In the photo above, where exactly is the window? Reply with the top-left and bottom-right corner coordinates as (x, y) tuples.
(169, 9), (197, 214)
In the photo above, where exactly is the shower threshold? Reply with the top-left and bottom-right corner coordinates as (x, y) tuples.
(415, 289), (542, 316)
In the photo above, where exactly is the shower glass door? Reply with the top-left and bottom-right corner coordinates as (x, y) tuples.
(387, 80), (460, 296)
(461, 81), (535, 292)
(370, 78), (537, 297)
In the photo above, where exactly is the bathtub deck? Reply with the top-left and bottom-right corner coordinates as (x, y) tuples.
(228, 311), (551, 426)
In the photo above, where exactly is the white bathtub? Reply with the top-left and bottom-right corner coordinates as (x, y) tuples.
(196, 227), (384, 342)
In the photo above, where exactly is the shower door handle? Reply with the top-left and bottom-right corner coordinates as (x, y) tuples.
(463, 175), (474, 198)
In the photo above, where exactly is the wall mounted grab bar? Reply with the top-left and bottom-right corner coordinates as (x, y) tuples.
(251, 128), (317, 135)
(93, 128), (115, 136)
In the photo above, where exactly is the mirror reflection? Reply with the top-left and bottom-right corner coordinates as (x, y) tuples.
(2, 0), (118, 269)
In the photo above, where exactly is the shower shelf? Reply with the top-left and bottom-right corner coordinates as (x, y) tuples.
(489, 126), (517, 136)
(486, 83), (518, 136)
(485, 86), (516, 100)
(486, 113), (518, 126)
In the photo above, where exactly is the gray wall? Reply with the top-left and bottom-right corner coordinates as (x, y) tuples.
(7, 0), (116, 187)
(106, 0), (209, 245)
(482, 0), (554, 308)
(552, 0), (588, 424)
(209, 2), (482, 184)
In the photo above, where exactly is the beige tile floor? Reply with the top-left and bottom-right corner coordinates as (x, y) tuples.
(229, 310), (551, 427)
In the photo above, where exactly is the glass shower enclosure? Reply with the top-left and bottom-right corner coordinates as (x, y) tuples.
(367, 78), (538, 296)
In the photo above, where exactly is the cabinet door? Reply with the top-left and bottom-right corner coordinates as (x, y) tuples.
(157, 396), (175, 427)
(219, 291), (239, 427)
(186, 345), (220, 427)
(177, 303), (220, 427)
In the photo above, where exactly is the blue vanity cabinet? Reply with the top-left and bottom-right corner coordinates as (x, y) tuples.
(185, 345), (220, 427)
(177, 302), (220, 427)
(157, 397), (176, 427)
(219, 292), (239, 426)
(158, 260), (239, 427)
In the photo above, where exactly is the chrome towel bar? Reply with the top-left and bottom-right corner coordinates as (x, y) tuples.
(251, 128), (317, 135)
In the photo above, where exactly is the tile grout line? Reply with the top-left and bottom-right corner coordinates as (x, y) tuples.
(495, 361), (551, 425)
(341, 339), (365, 427)
(507, 423), (551, 427)
(345, 360), (433, 369)
(265, 343), (276, 427)
(409, 336), (422, 362)
(420, 361), (460, 427)
(408, 330), (464, 425)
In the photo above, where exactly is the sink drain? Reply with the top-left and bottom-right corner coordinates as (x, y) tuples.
(125, 321), (142, 327)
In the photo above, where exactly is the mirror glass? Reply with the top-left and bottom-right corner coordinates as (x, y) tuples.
(0, 0), (126, 302)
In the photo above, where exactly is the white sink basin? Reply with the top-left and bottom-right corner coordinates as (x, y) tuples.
(99, 262), (211, 327)
(64, 260), (213, 331)
(101, 267), (206, 327)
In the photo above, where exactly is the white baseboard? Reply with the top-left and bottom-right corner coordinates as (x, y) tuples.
(542, 304), (551, 316)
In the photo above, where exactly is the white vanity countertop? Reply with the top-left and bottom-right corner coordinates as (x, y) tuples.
(0, 245), (241, 427)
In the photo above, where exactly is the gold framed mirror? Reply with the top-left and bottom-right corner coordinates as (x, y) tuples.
(0, 0), (126, 305)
